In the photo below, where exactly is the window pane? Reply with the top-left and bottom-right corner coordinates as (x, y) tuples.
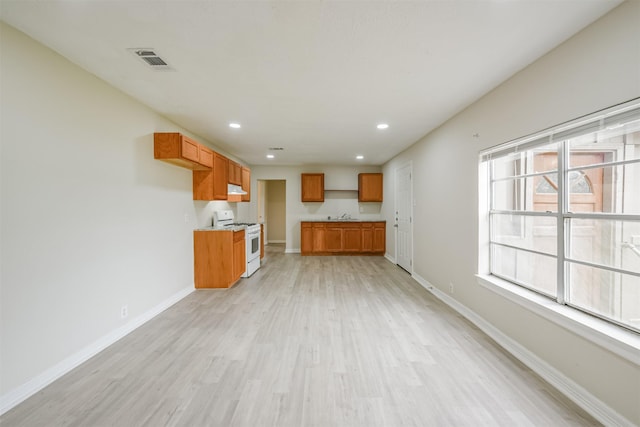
(569, 125), (640, 167)
(568, 262), (640, 332)
(493, 175), (557, 212)
(491, 213), (556, 255)
(492, 153), (524, 179)
(491, 244), (556, 297)
(568, 162), (640, 214)
(492, 142), (558, 179)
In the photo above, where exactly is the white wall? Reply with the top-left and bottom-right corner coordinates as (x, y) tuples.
(248, 165), (383, 252)
(382, 1), (639, 424)
(0, 22), (238, 406)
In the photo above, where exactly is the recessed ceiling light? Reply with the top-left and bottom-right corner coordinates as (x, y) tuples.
(377, 123), (389, 129)
(266, 154), (275, 159)
(356, 155), (364, 160)
(229, 123), (241, 129)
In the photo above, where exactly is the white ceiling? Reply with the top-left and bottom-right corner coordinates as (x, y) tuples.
(0, 1), (621, 166)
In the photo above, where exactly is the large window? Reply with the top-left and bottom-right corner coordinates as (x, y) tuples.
(480, 100), (640, 333)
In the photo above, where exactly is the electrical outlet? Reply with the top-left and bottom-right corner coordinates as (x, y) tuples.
(121, 305), (128, 319)
(449, 282), (454, 294)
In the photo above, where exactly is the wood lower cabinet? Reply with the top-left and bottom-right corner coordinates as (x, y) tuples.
(233, 231), (246, 281)
(362, 222), (385, 253)
(194, 229), (245, 288)
(300, 221), (385, 255)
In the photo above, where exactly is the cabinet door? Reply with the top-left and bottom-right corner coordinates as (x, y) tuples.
(361, 224), (373, 252)
(358, 173), (383, 202)
(343, 226), (362, 252)
(233, 232), (246, 279)
(301, 173), (324, 202)
(180, 136), (200, 163)
(229, 160), (242, 185)
(373, 223), (386, 253)
(198, 145), (213, 168)
(325, 227), (343, 252)
(301, 224), (313, 254)
(312, 224), (326, 252)
(241, 167), (251, 202)
(213, 153), (229, 200)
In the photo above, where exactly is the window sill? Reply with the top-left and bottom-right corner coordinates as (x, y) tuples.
(476, 274), (640, 366)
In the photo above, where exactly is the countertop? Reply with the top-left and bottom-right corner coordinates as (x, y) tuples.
(301, 219), (386, 223)
(195, 225), (247, 232)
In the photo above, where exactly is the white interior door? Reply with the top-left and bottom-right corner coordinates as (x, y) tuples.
(396, 162), (412, 272)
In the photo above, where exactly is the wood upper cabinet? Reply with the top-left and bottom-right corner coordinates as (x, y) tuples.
(194, 229), (245, 288)
(228, 160), (242, 185)
(358, 173), (383, 202)
(193, 151), (229, 200)
(154, 132), (212, 170)
(301, 173), (324, 202)
(198, 145), (213, 168)
(241, 167), (251, 202)
(301, 221), (385, 255)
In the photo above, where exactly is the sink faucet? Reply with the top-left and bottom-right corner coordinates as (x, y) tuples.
(339, 213), (350, 219)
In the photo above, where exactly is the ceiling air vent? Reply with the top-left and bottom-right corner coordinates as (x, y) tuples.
(269, 147), (284, 151)
(128, 48), (174, 71)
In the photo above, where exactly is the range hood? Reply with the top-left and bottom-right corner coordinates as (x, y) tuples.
(227, 184), (247, 195)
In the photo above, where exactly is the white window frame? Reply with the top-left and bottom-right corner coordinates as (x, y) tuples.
(478, 99), (640, 364)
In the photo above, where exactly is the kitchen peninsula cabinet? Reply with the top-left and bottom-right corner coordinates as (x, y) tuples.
(154, 132), (213, 170)
(194, 229), (245, 288)
(301, 173), (324, 202)
(300, 221), (385, 255)
(358, 173), (383, 202)
(193, 151), (229, 200)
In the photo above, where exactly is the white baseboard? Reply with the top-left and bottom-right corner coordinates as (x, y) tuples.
(285, 248), (301, 254)
(384, 253), (396, 264)
(267, 240), (286, 244)
(410, 273), (634, 427)
(0, 285), (194, 416)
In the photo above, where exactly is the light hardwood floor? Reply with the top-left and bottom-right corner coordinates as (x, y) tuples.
(2, 244), (599, 426)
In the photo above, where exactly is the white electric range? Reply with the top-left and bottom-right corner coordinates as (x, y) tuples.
(213, 210), (261, 277)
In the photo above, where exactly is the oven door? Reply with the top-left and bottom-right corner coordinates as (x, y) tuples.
(248, 234), (260, 260)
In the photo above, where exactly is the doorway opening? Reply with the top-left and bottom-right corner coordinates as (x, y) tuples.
(258, 179), (287, 252)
